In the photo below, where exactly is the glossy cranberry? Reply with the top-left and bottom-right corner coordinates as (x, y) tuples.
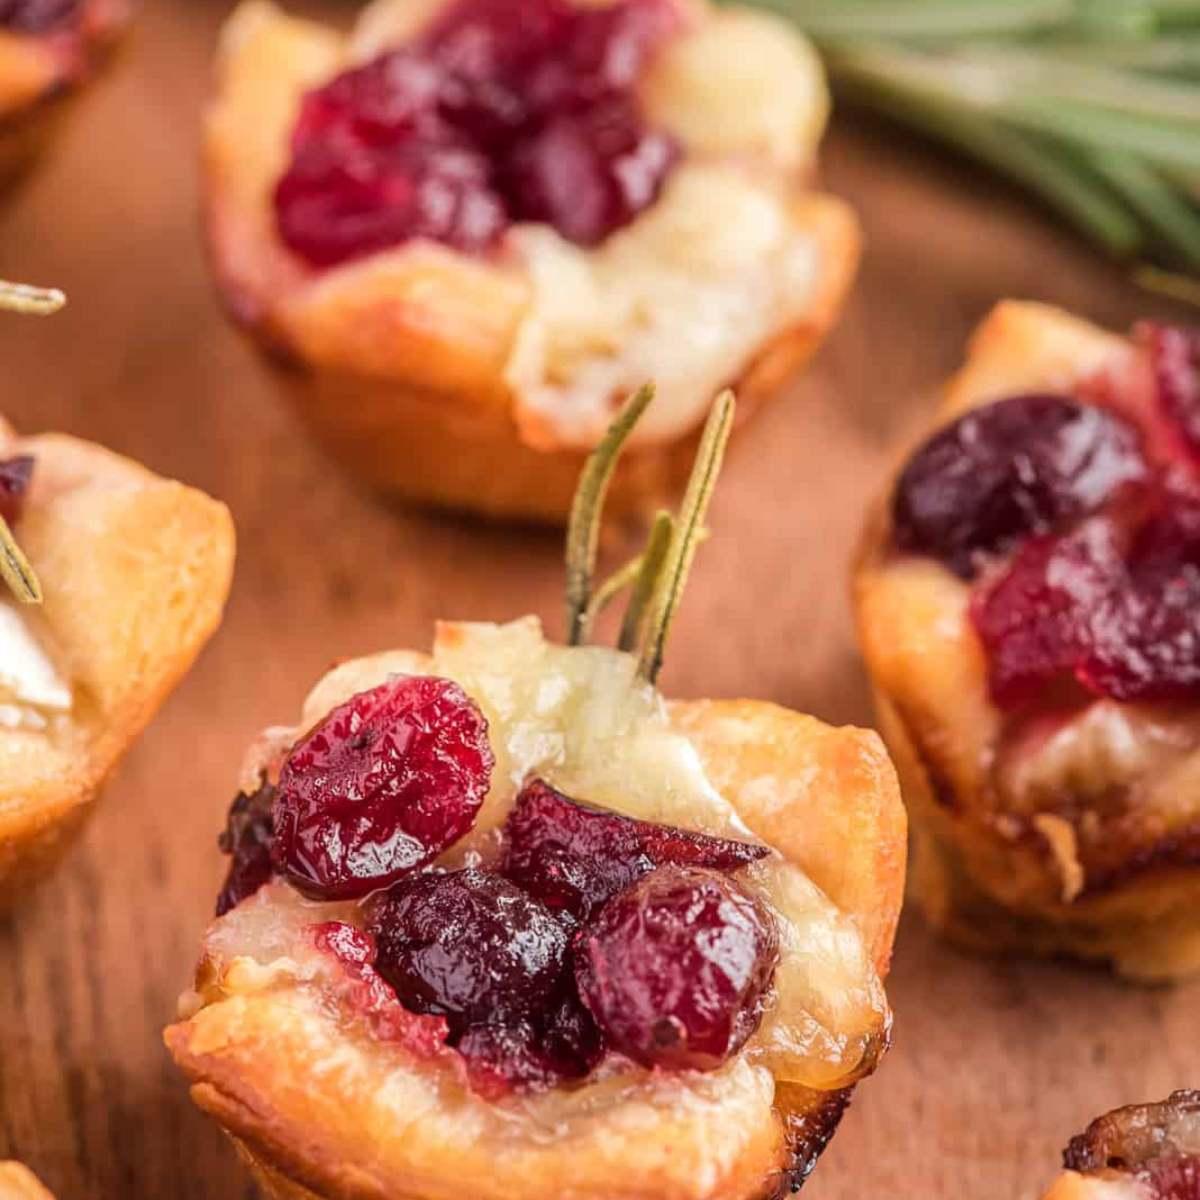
(272, 676), (493, 900)
(0, 456), (34, 526)
(275, 0), (678, 266)
(1142, 323), (1200, 464)
(893, 395), (1148, 578)
(501, 778), (768, 922)
(0, 0), (79, 32)
(311, 920), (450, 1055)
(575, 866), (779, 1071)
(368, 868), (569, 1025)
(1142, 1158), (1200, 1200)
(215, 782), (276, 916)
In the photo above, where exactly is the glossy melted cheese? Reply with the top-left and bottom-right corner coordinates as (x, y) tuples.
(0, 603), (72, 731)
(290, 617), (886, 1091)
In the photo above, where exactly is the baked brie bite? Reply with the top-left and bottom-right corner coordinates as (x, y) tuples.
(1042, 1092), (1200, 1200)
(203, 0), (859, 522)
(855, 301), (1200, 980)
(0, 0), (129, 186)
(167, 393), (904, 1200)
(0, 283), (235, 900)
(0, 1163), (54, 1200)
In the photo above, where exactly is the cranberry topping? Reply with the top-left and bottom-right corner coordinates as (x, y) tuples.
(892, 394), (1148, 578)
(1142, 1159), (1200, 1200)
(272, 676), (494, 900)
(368, 868), (570, 1025)
(1142, 323), (1200, 464)
(311, 920), (451, 1055)
(0, 455), (34, 526)
(215, 782), (276, 916)
(274, 0), (679, 267)
(575, 865), (779, 1071)
(501, 777), (769, 922)
(0, 0), (79, 33)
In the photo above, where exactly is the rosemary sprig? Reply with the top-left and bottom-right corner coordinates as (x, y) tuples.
(739, 0), (1200, 292)
(1, 278), (63, 604)
(563, 389), (736, 683)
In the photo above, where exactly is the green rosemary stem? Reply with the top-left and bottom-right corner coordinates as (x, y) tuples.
(564, 384), (654, 646)
(0, 516), (42, 604)
(0, 281), (65, 316)
(637, 392), (735, 684)
(581, 549), (650, 642)
(617, 510), (674, 653)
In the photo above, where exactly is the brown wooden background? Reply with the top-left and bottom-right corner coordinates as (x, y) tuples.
(1, 3), (1196, 1197)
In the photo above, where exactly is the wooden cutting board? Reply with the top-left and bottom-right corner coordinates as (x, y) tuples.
(0, 3), (1195, 1198)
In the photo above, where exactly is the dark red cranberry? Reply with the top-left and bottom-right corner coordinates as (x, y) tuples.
(0, 0), (79, 32)
(310, 920), (450, 1055)
(893, 394), (1148, 578)
(1141, 323), (1200, 464)
(272, 676), (494, 900)
(1141, 1158), (1200, 1200)
(275, 0), (678, 266)
(367, 868), (569, 1026)
(500, 778), (768, 922)
(0, 456), (34, 526)
(575, 866), (779, 1071)
(215, 782), (276, 916)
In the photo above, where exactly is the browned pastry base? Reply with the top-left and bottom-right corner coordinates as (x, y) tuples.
(0, 422), (235, 904)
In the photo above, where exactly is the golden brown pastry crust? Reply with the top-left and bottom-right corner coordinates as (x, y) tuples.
(0, 422), (235, 904)
(0, 1163), (55, 1200)
(166, 690), (904, 1200)
(203, 0), (861, 523)
(0, 0), (130, 188)
(854, 300), (1200, 981)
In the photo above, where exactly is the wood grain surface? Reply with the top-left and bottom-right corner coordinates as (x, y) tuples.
(1, 3), (1196, 1198)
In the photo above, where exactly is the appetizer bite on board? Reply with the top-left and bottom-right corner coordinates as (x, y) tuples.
(0, 281), (235, 903)
(0, 1163), (54, 1200)
(855, 300), (1200, 980)
(203, 0), (859, 522)
(167, 390), (904, 1200)
(0, 0), (130, 186)
(1043, 1092), (1200, 1199)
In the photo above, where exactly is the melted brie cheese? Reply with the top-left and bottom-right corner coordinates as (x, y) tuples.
(504, 164), (819, 449)
(0, 603), (72, 731)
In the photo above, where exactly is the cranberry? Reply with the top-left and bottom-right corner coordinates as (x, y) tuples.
(0, 456), (34, 526)
(1142, 323), (1200, 464)
(215, 782), (276, 916)
(274, 0), (679, 266)
(0, 0), (79, 32)
(501, 778), (769, 922)
(311, 920), (451, 1055)
(893, 395), (1148, 578)
(367, 868), (570, 1026)
(575, 866), (779, 1071)
(272, 676), (493, 900)
(1142, 1159), (1200, 1200)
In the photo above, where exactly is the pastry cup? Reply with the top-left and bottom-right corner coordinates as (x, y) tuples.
(0, 0), (130, 189)
(0, 1164), (54, 1200)
(854, 301), (1200, 981)
(165, 621), (905, 1200)
(203, 0), (860, 523)
(0, 417), (234, 903)
(1041, 1092), (1200, 1200)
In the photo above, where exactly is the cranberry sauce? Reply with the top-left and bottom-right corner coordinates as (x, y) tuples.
(274, 0), (679, 266)
(890, 323), (1200, 708)
(0, 0), (80, 33)
(0, 456), (34, 526)
(218, 679), (777, 1095)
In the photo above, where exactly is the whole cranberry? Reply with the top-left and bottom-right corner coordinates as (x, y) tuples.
(368, 868), (569, 1026)
(575, 866), (779, 1071)
(0, 0), (79, 32)
(272, 676), (494, 900)
(893, 394), (1148, 578)
(0, 456), (34, 526)
(501, 778), (768, 922)
(1141, 1158), (1200, 1200)
(1141, 322), (1200, 465)
(215, 782), (276, 916)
